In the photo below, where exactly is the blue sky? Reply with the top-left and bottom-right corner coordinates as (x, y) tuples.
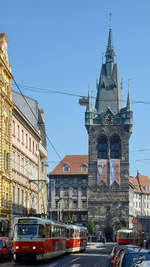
(1, 0), (150, 177)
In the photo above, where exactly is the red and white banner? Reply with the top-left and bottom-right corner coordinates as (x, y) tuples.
(97, 159), (108, 185)
(110, 159), (120, 185)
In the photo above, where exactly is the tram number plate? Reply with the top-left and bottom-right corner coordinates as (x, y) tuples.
(22, 246), (29, 249)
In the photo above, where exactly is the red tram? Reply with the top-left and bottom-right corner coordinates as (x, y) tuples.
(66, 224), (87, 253)
(117, 229), (133, 245)
(13, 217), (87, 262)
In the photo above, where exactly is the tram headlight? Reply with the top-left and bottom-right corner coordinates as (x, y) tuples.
(32, 246), (36, 250)
(16, 246), (19, 250)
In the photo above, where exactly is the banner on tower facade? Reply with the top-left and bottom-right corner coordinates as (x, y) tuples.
(97, 159), (108, 185)
(110, 159), (120, 186)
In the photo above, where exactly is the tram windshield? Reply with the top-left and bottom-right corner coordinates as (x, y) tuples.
(15, 224), (39, 238)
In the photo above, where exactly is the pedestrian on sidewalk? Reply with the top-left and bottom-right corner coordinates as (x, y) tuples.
(102, 236), (106, 245)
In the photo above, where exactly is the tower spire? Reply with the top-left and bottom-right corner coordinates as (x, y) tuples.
(105, 13), (115, 64)
(126, 80), (132, 110)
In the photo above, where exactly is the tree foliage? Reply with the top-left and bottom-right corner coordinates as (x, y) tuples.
(116, 220), (127, 230)
(86, 221), (97, 235)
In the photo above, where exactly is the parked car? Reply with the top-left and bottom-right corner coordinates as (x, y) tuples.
(117, 249), (150, 267)
(133, 260), (150, 266)
(0, 237), (11, 260)
(106, 244), (138, 267)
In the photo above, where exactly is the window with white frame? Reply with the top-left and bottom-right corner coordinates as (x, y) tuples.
(21, 157), (24, 175)
(13, 186), (15, 203)
(12, 151), (15, 169)
(26, 134), (28, 148)
(33, 141), (34, 154)
(29, 137), (31, 151)
(73, 200), (77, 209)
(25, 160), (28, 176)
(12, 120), (15, 136)
(81, 187), (87, 197)
(21, 129), (24, 144)
(4, 152), (9, 169)
(17, 125), (20, 140)
(22, 189), (24, 205)
(82, 200), (87, 208)
(72, 188), (78, 197)
(82, 178), (87, 184)
(17, 155), (20, 172)
(18, 188), (20, 204)
(64, 187), (69, 197)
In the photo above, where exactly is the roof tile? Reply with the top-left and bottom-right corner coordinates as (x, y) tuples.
(48, 155), (88, 175)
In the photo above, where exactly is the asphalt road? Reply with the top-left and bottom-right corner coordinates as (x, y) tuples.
(0, 242), (114, 267)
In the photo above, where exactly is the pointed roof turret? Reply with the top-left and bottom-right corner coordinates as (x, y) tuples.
(86, 91), (92, 112)
(126, 90), (132, 111)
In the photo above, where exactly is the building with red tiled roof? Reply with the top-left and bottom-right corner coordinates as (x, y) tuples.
(49, 155), (88, 175)
(129, 172), (150, 231)
(47, 155), (88, 225)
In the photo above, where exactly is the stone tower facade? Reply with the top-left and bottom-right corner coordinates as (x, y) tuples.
(83, 28), (133, 235)
(0, 33), (13, 236)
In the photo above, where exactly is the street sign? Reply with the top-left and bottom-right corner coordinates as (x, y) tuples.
(132, 217), (138, 224)
(137, 224), (142, 231)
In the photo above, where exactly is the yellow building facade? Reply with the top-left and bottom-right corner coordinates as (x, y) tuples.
(0, 33), (13, 236)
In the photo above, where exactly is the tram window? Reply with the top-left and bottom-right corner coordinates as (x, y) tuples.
(60, 227), (64, 237)
(38, 224), (45, 238)
(75, 230), (77, 238)
(52, 226), (59, 237)
(15, 224), (38, 238)
(52, 226), (56, 237)
(56, 226), (60, 237)
(66, 229), (69, 238)
(70, 229), (74, 238)
(62, 227), (65, 237)
(45, 224), (51, 237)
(49, 225), (51, 237)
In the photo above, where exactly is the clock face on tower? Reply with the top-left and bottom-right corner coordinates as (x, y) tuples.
(103, 113), (114, 125)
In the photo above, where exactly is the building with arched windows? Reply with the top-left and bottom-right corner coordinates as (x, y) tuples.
(80, 26), (133, 236)
(0, 33), (13, 236)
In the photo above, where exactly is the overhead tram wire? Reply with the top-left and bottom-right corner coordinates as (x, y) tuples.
(2, 55), (150, 163)
(0, 56), (62, 162)
(12, 82), (150, 106)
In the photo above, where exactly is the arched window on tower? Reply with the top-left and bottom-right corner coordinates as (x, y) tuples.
(97, 135), (108, 159)
(110, 135), (121, 159)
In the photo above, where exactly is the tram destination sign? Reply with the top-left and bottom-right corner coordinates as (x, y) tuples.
(18, 219), (37, 224)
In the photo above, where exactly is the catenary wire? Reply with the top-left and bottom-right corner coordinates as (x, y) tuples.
(12, 82), (150, 105)
(0, 56), (62, 162)
(1, 57), (149, 169)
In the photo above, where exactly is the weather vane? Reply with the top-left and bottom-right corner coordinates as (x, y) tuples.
(109, 12), (112, 28)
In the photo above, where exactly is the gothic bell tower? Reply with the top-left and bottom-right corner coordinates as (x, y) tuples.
(80, 27), (133, 234)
